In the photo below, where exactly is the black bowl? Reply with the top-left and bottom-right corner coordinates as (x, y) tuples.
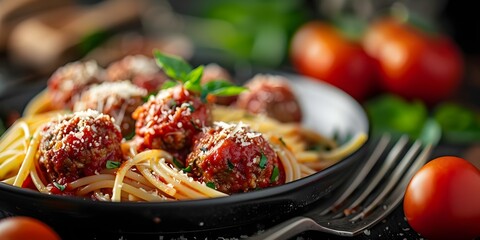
(0, 73), (369, 237)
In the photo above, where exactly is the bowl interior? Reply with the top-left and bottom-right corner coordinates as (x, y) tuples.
(0, 72), (370, 236)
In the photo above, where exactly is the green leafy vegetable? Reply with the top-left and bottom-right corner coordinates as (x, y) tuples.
(364, 94), (428, 139)
(184, 65), (204, 92)
(183, 165), (192, 173)
(206, 182), (216, 189)
(259, 153), (268, 169)
(161, 80), (179, 90)
(53, 182), (66, 192)
(106, 160), (121, 169)
(154, 50), (192, 81)
(227, 159), (235, 170)
(172, 157), (184, 169)
(433, 102), (480, 143)
(270, 166), (279, 183)
(79, 30), (109, 55)
(153, 50), (246, 101)
(186, 103), (195, 113)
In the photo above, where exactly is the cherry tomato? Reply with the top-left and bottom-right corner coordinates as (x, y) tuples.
(0, 216), (61, 240)
(290, 21), (376, 101)
(363, 17), (463, 105)
(404, 156), (480, 240)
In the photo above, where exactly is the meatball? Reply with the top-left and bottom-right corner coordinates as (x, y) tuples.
(186, 122), (285, 194)
(47, 60), (103, 110)
(73, 81), (147, 138)
(201, 63), (237, 106)
(201, 63), (232, 84)
(106, 55), (167, 93)
(133, 85), (211, 155)
(236, 74), (302, 123)
(39, 110), (124, 185)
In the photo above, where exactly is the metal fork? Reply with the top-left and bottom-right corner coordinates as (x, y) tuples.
(249, 134), (433, 240)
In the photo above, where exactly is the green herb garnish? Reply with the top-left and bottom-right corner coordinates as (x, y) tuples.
(183, 165), (192, 173)
(154, 50), (192, 81)
(153, 50), (247, 101)
(186, 103), (195, 113)
(161, 80), (179, 90)
(278, 137), (286, 147)
(270, 166), (280, 183)
(259, 153), (268, 169)
(106, 160), (121, 169)
(172, 157), (184, 169)
(206, 182), (216, 189)
(53, 182), (66, 192)
(227, 159), (235, 170)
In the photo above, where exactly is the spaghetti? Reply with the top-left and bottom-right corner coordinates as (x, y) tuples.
(0, 103), (366, 202)
(0, 56), (367, 202)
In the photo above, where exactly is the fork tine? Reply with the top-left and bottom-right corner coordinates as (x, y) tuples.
(337, 135), (409, 217)
(347, 143), (433, 236)
(319, 134), (392, 215)
(249, 135), (434, 240)
(350, 139), (425, 222)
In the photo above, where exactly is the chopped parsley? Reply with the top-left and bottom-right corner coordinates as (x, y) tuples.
(270, 166), (280, 183)
(206, 182), (216, 189)
(106, 160), (121, 169)
(259, 153), (268, 169)
(53, 182), (66, 192)
(124, 130), (136, 140)
(172, 157), (184, 169)
(186, 103), (195, 113)
(227, 159), (235, 170)
(182, 165), (192, 173)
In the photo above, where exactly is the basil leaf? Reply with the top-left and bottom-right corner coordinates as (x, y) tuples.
(210, 86), (247, 97)
(184, 65), (204, 93)
(153, 50), (192, 81)
(161, 80), (179, 90)
(106, 160), (121, 169)
(364, 94), (428, 139)
(202, 80), (233, 92)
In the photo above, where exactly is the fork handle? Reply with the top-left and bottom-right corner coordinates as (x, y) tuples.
(248, 216), (318, 240)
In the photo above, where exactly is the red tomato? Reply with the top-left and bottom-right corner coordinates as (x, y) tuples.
(290, 21), (376, 101)
(363, 18), (463, 105)
(404, 156), (480, 240)
(0, 216), (61, 240)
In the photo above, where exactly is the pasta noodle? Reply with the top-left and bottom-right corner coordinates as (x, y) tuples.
(0, 79), (367, 202)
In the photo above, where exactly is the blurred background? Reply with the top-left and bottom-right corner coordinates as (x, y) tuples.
(0, 0), (479, 153)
